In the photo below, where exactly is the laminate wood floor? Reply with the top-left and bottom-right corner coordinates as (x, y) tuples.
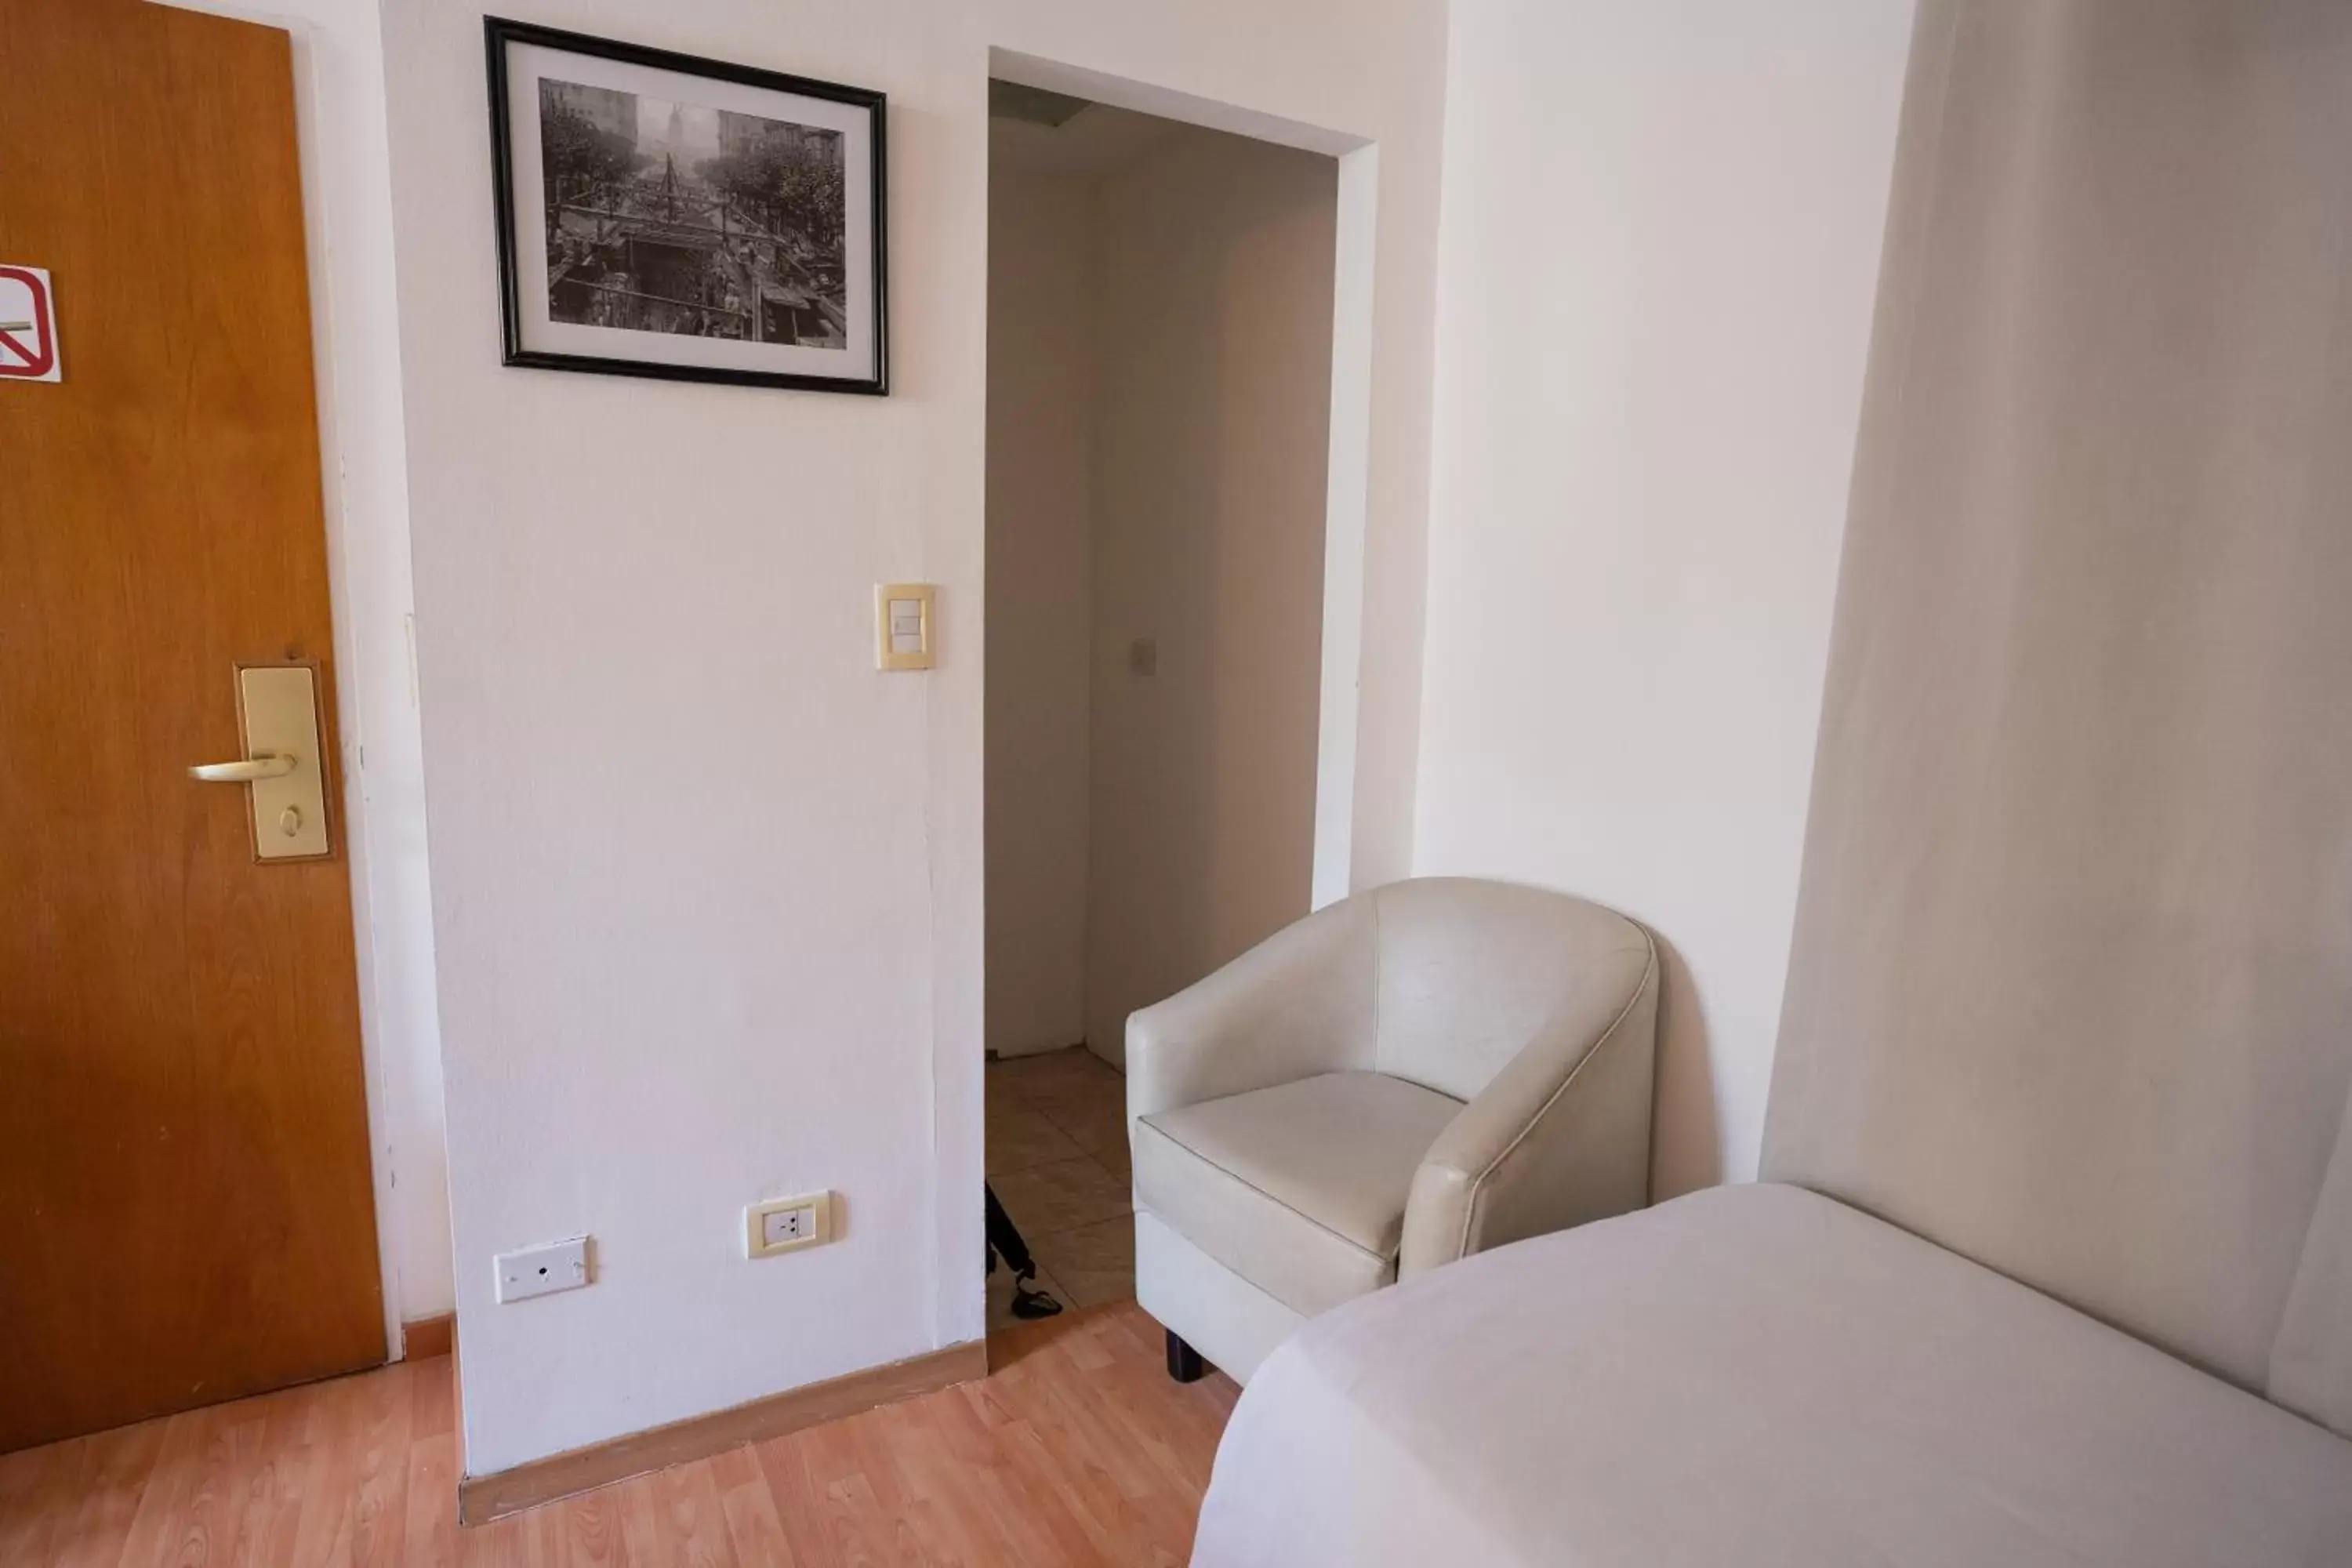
(0, 1301), (1240, 1566)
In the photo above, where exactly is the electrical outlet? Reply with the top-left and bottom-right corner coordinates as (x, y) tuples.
(746, 1192), (833, 1258)
(494, 1236), (590, 1304)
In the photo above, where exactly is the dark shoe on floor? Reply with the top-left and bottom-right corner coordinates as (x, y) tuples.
(1010, 1274), (1064, 1319)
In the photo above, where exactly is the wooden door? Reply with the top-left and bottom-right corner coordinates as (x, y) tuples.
(0, 0), (387, 1452)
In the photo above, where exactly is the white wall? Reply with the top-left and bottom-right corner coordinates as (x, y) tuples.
(1413, 0), (1914, 1195)
(984, 164), (1095, 1058)
(379, 0), (1446, 1475)
(1084, 128), (1336, 1062)
(165, 0), (453, 1333)
(984, 121), (1335, 1068)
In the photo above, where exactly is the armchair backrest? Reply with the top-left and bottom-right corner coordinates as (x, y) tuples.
(1364, 878), (1655, 1104)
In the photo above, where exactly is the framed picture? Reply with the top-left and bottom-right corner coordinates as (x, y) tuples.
(485, 17), (887, 394)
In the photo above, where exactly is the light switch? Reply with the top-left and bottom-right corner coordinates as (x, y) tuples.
(875, 583), (935, 670)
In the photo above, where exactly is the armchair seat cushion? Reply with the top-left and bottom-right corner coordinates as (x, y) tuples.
(1134, 1071), (1464, 1317)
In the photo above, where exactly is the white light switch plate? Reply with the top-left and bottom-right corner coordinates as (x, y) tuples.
(494, 1236), (590, 1303)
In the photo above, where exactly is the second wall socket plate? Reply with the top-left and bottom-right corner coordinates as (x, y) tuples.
(746, 1192), (833, 1258)
(495, 1236), (590, 1304)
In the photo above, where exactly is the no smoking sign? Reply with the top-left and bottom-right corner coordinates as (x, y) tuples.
(0, 265), (61, 383)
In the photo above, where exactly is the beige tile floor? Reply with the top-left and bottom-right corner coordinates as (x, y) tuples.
(986, 1046), (1136, 1330)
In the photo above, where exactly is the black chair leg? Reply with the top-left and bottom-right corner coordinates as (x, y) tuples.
(1166, 1330), (1206, 1384)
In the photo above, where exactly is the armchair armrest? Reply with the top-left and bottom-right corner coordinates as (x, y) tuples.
(1127, 895), (1378, 1126)
(1397, 936), (1658, 1277)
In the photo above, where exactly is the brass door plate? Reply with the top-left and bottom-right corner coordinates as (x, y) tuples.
(237, 664), (331, 860)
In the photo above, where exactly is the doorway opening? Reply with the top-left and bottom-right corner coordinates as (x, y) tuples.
(982, 75), (1345, 1331)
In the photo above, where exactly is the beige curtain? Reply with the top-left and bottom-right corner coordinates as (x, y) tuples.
(1763, 0), (2352, 1437)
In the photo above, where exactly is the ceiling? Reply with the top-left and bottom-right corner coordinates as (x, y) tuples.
(988, 96), (1192, 181)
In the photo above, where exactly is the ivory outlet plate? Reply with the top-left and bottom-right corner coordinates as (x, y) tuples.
(746, 1192), (833, 1258)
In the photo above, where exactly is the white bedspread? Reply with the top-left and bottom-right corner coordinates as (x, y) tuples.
(1192, 1184), (2352, 1567)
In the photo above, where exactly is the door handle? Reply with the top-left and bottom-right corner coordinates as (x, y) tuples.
(188, 753), (299, 782)
(194, 665), (331, 860)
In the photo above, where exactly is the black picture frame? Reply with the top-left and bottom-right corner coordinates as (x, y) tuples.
(485, 16), (888, 394)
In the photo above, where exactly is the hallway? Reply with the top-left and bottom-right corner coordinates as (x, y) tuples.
(985, 1047), (1134, 1328)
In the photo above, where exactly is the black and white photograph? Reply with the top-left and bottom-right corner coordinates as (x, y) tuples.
(487, 19), (887, 393)
(540, 82), (846, 345)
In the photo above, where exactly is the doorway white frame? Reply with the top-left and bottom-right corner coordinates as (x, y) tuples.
(987, 48), (1378, 909)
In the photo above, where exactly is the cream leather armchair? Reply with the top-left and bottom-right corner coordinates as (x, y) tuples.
(1128, 877), (1659, 1384)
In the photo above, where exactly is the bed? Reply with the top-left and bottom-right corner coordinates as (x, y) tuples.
(1191, 1184), (2352, 1567)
